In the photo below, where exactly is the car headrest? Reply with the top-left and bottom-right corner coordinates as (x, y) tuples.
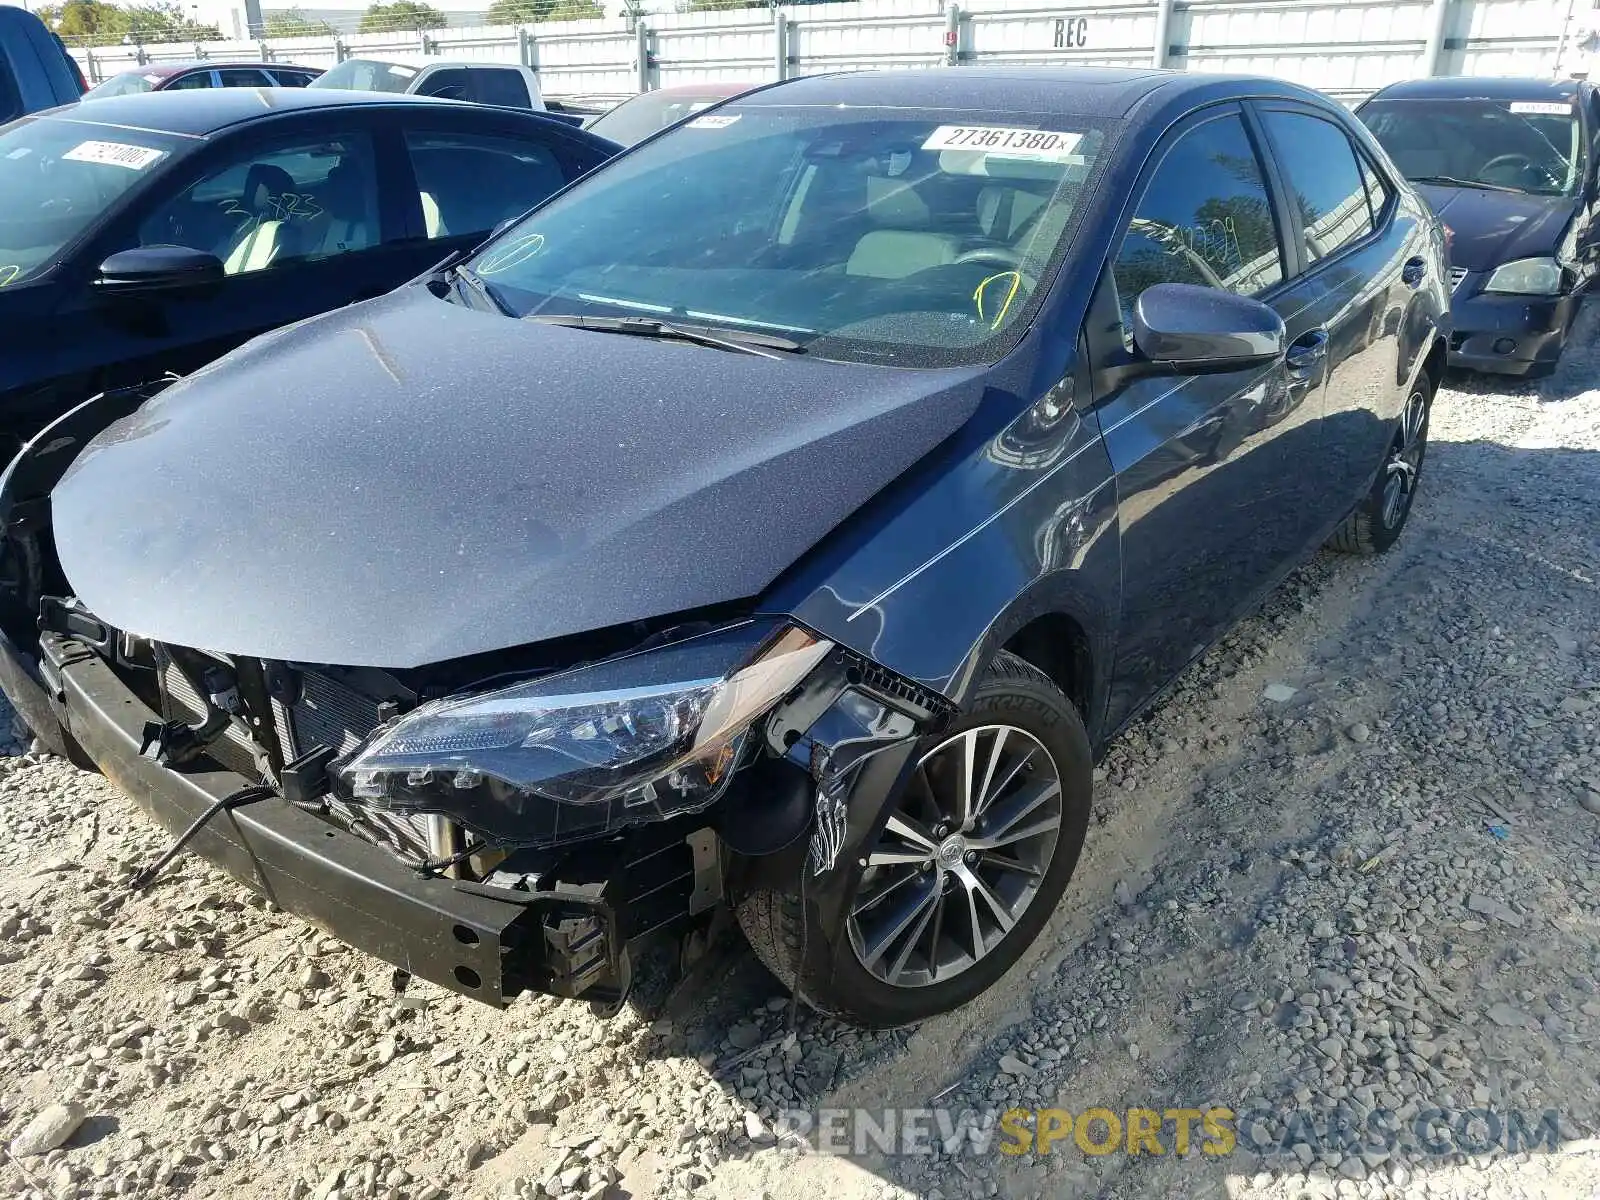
(241, 163), (297, 213)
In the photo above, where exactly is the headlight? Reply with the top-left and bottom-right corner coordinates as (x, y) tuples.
(1483, 257), (1563, 296)
(336, 621), (832, 846)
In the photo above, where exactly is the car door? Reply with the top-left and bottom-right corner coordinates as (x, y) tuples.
(1254, 103), (1412, 513)
(46, 113), (421, 397)
(391, 112), (614, 262)
(1093, 104), (1314, 732)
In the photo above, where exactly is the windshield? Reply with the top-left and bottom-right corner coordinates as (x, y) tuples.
(467, 105), (1109, 366)
(308, 59), (418, 94)
(587, 89), (745, 146)
(83, 71), (161, 99)
(0, 117), (187, 287)
(1360, 97), (1584, 197)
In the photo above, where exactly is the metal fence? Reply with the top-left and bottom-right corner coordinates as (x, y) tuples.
(69, 0), (1576, 105)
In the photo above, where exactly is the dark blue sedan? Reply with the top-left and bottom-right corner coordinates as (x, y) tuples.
(0, 87), (617, 448)
(1359, 76), (1595, 378)
(1, 67), (1448, 1027)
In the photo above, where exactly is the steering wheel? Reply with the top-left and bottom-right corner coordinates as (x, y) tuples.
(954, 246), (1024, 272)
(1478, 152), (1535, 184)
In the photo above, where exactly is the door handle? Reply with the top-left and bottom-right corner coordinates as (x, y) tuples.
(1401, 256), (1427, 288)
(1285, 329), (1329, 373)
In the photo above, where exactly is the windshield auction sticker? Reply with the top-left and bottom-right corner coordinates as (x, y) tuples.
(922, 125), (1083, 162)
(61, 140), (165, 170)
(1507, 101), (1570, 115)
(687, 114), (740, 130)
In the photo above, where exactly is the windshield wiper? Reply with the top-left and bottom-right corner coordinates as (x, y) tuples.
(1408, 175), (1527, 195)
(452, 263), (513, 315)
(525, 313), (804, 359)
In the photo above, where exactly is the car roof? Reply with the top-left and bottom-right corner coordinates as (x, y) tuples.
(646, 82), (756, 98)
(36, 86), (490, 136)
(1368, 76), (1583, 102)
(737, 66), (1323, 120)
(109, 61), (304, 79)
(341, 55), (528, 70)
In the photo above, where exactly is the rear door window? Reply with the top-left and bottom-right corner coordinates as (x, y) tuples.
(1262, 110), (1375, 263)
(405, 129), (568, 239)
(472, 68), (530, 109)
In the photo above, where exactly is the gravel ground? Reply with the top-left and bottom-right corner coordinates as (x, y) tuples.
(3, 307), (1600, 1200)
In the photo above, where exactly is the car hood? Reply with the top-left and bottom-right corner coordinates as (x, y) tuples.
(1416, 184), (1576, 273)
(52, 287), (987, 668)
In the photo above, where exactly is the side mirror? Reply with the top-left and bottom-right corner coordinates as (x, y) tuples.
(95, 245), (225, 295)
(1131, 283), (1285, 374)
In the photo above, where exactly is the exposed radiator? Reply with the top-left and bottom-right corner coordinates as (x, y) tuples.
(159, 654), (436, 860)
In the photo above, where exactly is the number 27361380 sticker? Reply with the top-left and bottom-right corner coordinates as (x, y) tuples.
(922, 125), (1083, 162)
(61, 140), (166, 170)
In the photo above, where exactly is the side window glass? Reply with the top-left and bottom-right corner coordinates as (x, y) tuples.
(137, 135), (380, 275)
(1261, 111), (1373, 262)
(1112, 113), (1283, 330)
(0, 62), (21, 123)
(272, 70), (313, 88)
(405, 130), (567, 240)
(216, 68), (272, 88)
(415, 69), (469, 101)
(473, 69), (530, 109)
(1357, 153), (1392, 225)
(164, 71), (214, 91)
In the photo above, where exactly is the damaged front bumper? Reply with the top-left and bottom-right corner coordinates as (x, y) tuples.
(3, 619), (941, 1011)
(4, 629), (714, 1007)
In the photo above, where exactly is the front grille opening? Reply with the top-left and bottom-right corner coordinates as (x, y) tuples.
(159, 650), (440, 861)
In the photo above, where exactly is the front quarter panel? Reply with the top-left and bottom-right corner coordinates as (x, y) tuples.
(765, 344), (1119, 727)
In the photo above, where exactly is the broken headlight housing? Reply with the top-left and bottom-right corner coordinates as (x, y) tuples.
(335, 622), (831, 846)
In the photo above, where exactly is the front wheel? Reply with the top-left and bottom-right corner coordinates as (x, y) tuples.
(1327, 368), (1432, 556)
(735, 651), (1092, 1027)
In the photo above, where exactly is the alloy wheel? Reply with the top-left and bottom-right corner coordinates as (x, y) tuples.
(847, 724), (1062, 988)
(1381, 386), (1429, 529)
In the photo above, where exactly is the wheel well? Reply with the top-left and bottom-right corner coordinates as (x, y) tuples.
(1423, 337), (1447, 391)
(1003, 614), (1093, 721)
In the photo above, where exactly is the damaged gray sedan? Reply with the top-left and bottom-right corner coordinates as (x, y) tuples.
(0, 66), (1445, 1027)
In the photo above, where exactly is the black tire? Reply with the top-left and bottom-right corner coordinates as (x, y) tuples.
(1328, 368), (1433, 557)
(735, 650), (1093, 1027)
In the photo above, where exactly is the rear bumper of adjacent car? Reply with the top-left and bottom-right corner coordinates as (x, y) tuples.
(0, 626), (673, 1009)
(1446, 286), (1578, 376)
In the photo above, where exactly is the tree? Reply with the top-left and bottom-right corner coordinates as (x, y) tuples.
(685, 0), (760, 9)
(358, 0), (448, 32)
(125, 3), (222, 40)
(359, 0), (448, 31)
(486, 0), (602, 21)
(264, 7), (335, 36)
(38, 0), (130, 45)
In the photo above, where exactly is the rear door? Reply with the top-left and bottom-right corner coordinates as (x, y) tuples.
(1253, 103), (1412, 513)
(1094, 103), (1312, 730)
